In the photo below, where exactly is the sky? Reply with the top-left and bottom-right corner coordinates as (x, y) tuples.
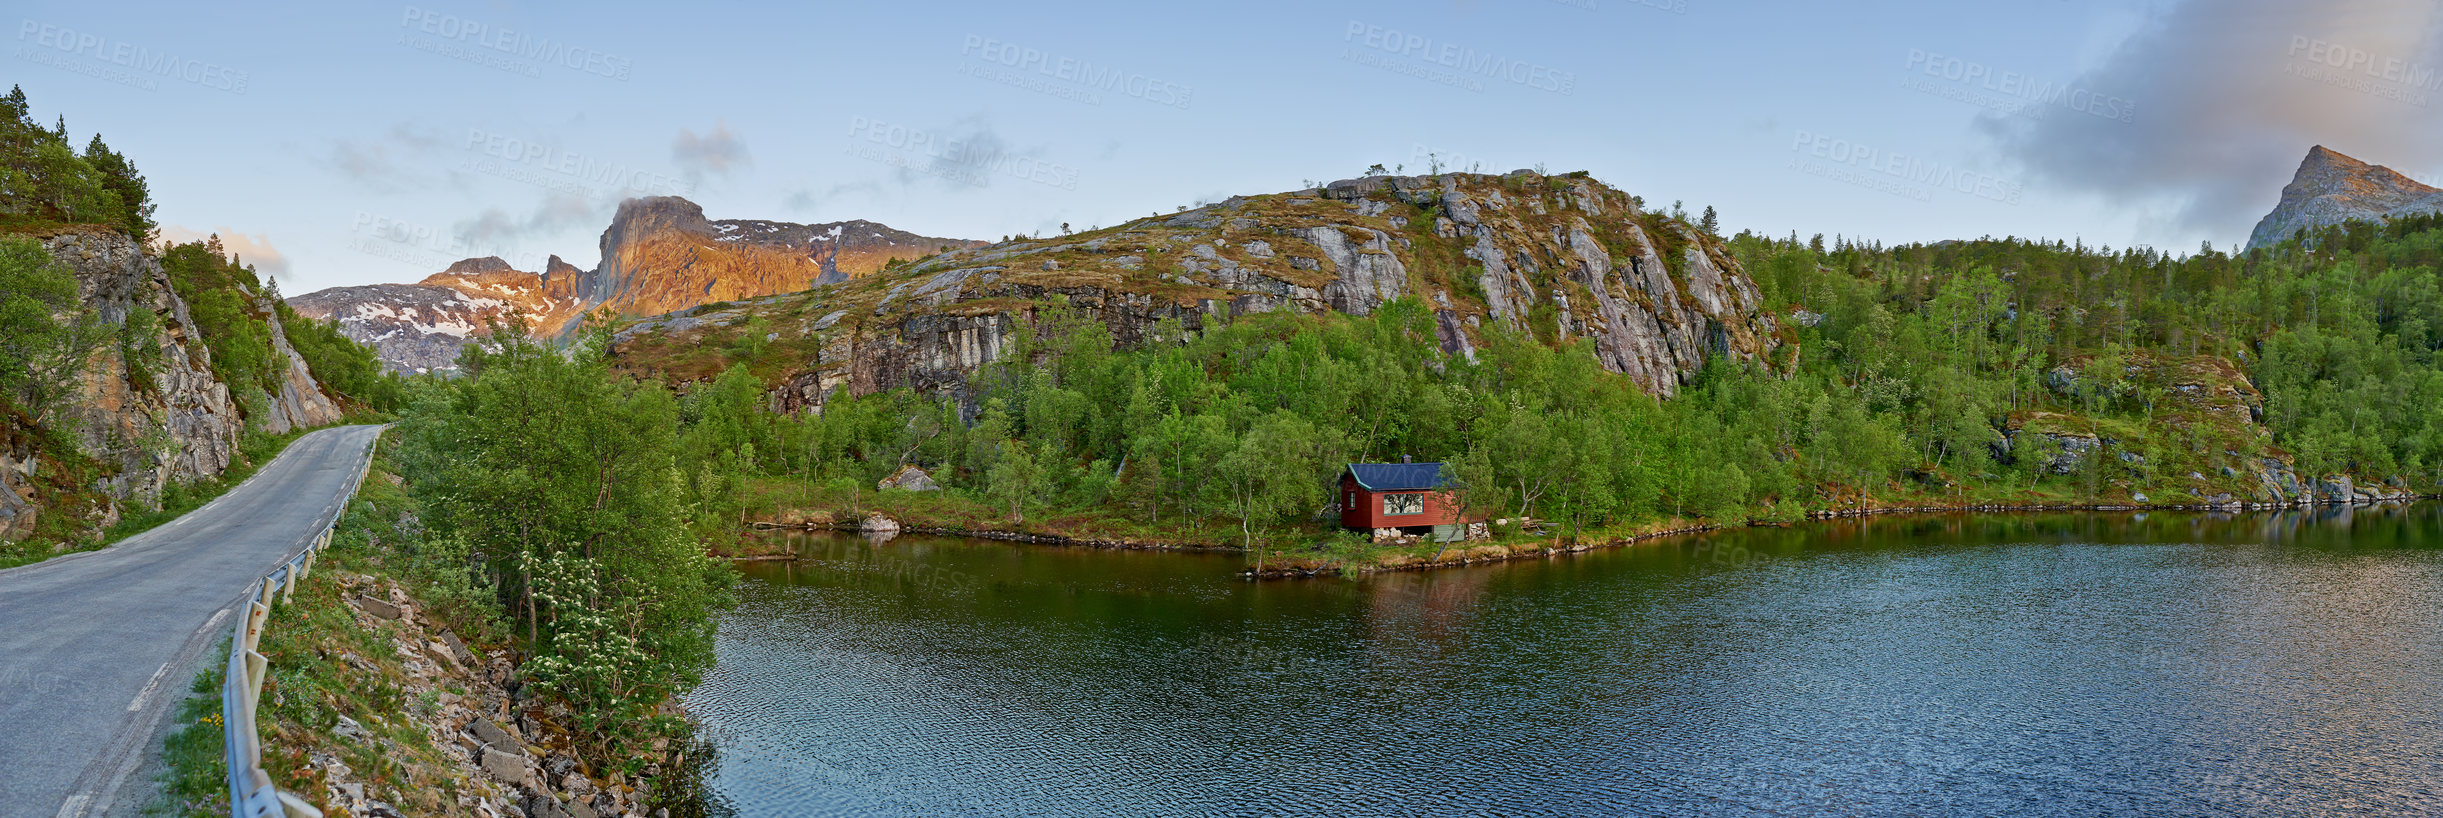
(11, 0), (2443, 295)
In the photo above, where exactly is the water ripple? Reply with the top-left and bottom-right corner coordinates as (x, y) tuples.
(691, 508), (2443, 817)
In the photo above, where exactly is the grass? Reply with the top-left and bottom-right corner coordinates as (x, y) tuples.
(151, 653), (230, 816)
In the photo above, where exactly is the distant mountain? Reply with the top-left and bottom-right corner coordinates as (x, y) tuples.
(2247, 146), (2443, 249)
(290, 198), (980, 373)
(286, 256), (589, 374)
(589, 196), (974, 319)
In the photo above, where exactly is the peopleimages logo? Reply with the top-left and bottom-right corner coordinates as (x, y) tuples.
(399, 6), (631, 80)
(1342, 21), (1576, 95)
(1902, 49), (2133, 123)
(957, 35), (1192, 109)
(2289, 36), (2443, 90)
(15, 20), (249, 93)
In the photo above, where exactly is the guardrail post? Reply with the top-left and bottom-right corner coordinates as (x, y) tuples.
(242, 649), (267, 718)
(243, 596), (270, 655)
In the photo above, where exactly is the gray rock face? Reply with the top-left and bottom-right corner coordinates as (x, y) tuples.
(258, 300), (347, 434)
(42, 230), (241, 510)
(1299, 225), (1407, 315)
(2, 229), (345, 544)
(2247, 146), (2443, 250)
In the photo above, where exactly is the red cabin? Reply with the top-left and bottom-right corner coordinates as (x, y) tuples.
(1338, 461), (1471, 533)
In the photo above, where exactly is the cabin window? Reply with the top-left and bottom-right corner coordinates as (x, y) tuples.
(1383, 493), (1425, 516)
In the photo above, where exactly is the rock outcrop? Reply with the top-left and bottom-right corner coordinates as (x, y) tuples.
(292, 200), (980, 374)
(1, 227), (344, 543)
(610, 171), (1790, 412)
(2247, 146), (2443, 249)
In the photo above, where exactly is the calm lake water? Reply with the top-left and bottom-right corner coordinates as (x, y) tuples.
(686, 506), (2443, 817)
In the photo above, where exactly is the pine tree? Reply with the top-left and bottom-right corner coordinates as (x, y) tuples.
(1700, 205), (1720, 236)
(83, 134), (154, 240)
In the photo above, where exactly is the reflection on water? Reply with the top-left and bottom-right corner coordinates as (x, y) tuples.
(688, 505), (2443, 817)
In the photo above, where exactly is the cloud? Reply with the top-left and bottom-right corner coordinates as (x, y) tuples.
(1977, 0), (2443, 241)
(673, 121), (752, 183)
(784, 181), (885, 213)
(894, 116), (1049, 191)
(318, 124), (453, 193)
(453, 190), (608, 253)
(158, 225), (291, 281)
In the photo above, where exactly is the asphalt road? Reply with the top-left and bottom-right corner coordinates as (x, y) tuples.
(0, 424), (383, 818)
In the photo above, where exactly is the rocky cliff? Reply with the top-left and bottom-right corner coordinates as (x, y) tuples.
(291, 199), (979, 373)
(2246, 146), (2443, 249)
(1, 227), (343, 544)
(587, 196), (980, 319)
(609, 170), (1790, 411)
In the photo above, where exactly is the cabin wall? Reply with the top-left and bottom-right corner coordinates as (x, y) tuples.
(1339, 474), (1466, 529)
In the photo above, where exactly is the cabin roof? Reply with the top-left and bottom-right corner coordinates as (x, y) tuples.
(1344, 462), (1446, 491)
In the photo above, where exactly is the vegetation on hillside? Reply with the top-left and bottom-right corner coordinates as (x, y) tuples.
(0, 85), (154, 240)
(638, 210), (2442, 565)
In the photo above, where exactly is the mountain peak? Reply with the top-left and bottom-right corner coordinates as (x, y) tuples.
(441, 256), (518, 276)
(2246, 146), (2441, 249)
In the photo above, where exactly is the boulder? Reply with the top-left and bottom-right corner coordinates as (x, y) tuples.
(522, 794), (573, 818)
(441, 631), (477, 666)
(357, 595), (403, 621)
(479, 745), (528, 785)
(2317, 474), (2356, 505)
(876, 465), (941, 492)
(860, 514), (901, 533)
(469, 717), (519, 750)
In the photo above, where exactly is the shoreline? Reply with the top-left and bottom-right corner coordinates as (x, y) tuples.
(738, 493), (2436, 579)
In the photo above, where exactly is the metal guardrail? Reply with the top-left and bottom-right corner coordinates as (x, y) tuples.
(221, 430), (380, 818)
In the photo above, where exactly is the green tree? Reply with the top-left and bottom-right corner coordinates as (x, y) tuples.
(82, 134), (153, 240)
(395, 324), (733, 730)
(986, 438), (1043, 523)
(0, 236), (109, 420)
(1214, 411), (1322, 549)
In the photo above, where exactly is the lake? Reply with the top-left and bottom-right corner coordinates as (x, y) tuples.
(686, 505), (2443, 817)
